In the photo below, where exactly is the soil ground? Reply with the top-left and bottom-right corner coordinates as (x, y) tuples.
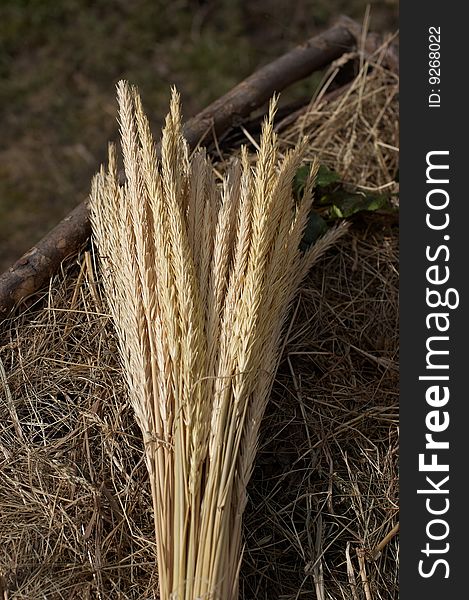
(0, 0), (397, 271)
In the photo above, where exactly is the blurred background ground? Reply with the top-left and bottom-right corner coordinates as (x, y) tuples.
(0, 0), (398, 272)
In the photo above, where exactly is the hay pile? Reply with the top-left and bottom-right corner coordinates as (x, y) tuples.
(0, 38), (398, 600)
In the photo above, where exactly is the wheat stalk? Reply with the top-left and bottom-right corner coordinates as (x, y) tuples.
(90, 80), (347, 599)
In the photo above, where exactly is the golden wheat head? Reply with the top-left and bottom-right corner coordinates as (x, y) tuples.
(90, 80), (347, 600)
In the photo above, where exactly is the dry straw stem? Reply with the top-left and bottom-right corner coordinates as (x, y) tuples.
(0, 44), (398, 598)
(280, 32), (399, 195)
(90, 81), (346, 599)
(0, 224), (398, 599)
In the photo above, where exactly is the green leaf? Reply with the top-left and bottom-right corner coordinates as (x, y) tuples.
(293, 163), (341, 199)
(300, 209), (329, 251)
(294, 163), (396, 229)
(326, 191), (391, 219)
(293, 165), (311, 198)
(315, 164), (341, 188)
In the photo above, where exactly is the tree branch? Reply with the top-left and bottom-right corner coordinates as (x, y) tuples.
(0, 17), (359, 316)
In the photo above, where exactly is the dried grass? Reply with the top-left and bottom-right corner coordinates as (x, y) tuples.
(90, 81), (346, 599)
(280, 33), (399, 196)
(0, 40), (398, 600)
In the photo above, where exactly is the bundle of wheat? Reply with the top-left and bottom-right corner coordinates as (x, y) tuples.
(90, 80), (346, 599)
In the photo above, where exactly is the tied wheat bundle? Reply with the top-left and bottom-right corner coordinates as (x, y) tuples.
(90, 80), (347, 599)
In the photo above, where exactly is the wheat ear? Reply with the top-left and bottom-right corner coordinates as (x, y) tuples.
(90, 81), (348, 599)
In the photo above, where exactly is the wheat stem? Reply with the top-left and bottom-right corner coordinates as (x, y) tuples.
(90, 81), (347, 600)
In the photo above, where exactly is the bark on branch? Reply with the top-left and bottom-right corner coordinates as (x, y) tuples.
(0, 17), (359, 316)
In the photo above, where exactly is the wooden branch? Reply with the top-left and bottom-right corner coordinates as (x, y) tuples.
(181, 16), (358, 148)
(0, 17), (359, 317)
(0, 201), (91, 316)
